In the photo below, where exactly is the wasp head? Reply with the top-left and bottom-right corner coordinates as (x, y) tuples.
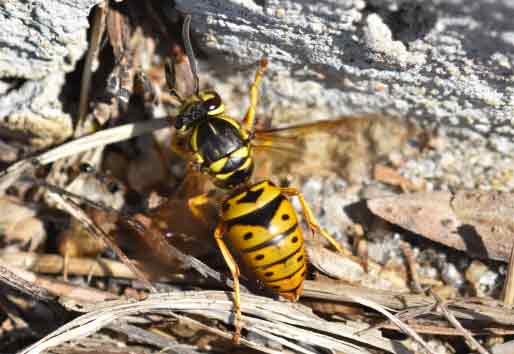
(175, 91), (224, 131)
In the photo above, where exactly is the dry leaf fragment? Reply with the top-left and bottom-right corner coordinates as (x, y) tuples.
(0, 197), (46, 251)
(373, 164), (423, 192)
(306, 243), (408, 291)
(367, 190), (514, 262)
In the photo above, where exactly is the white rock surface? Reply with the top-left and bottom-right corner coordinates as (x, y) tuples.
(175, 0), (514, 155)
(0, 0), (99, 79)
(0, 0), (101, 146)
(0, 72), (73, 147)
(2, 0), (514, 166)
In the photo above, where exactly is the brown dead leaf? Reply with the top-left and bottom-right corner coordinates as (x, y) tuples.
(367, 190), (514, 262)
(306, 243), (408, 291)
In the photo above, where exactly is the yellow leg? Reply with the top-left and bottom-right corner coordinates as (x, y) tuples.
(187, 193), (211, 225)
(280, 187), (352, 257)
(214, 224), (242, 343)
(242, 58), (268, 132)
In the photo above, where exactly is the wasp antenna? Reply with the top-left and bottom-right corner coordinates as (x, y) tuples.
(182, 14), (199, 95)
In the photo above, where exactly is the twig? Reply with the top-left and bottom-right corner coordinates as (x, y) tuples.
(344, 293), (437, 354)
(0, 262), (55, 302)
(354, 304), (436, 336)
(431, 290), (491, 354)
(39, 180), (243, 293)
(1, 263), (117, 303)
(0, 251), (134, 279)
(502, 241), (514, 305)
(46, 191), (157, 292)
(107, 323), (201, 354)
(0, 119), (169, 192)
(19, 291), (402, 354)
(38, 178), (241, 291)
(77, 2), (108, 127)
(0, 251), (222, 289)
(400, 241), (423, 293)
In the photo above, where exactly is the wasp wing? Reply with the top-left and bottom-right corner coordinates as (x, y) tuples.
(252, 114), (418, 183)
(251, 117), (361, 179)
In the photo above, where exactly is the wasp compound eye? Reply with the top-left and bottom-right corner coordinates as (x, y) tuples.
(203, 93), (221, 111)
(174, 115), (186, 129)
(201, 92), (224, 116)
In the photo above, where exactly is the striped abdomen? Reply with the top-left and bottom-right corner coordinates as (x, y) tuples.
(221, 181), (306, 300)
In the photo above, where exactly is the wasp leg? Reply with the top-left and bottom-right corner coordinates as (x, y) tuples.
(187, 193), (212, 226)
(214, 224), (242, 343)
(280, 187), (352, 257)
(242, 58), (268, 132)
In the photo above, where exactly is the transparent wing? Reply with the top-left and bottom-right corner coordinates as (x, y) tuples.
(252, 114), (419, 182)
(254, 117), (360, 143)
(251, 116), (364, 176)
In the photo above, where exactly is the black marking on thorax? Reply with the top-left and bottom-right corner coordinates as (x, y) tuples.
(194, 118), (244, 164)
(226, 194), (285, 229)
(237, 186), (265, 204)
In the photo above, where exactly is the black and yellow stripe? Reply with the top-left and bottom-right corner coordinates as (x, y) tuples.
(221, 181), (306, 300)
(189, 115), (253, 189)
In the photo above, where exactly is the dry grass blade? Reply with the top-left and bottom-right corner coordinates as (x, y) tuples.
(7, 249), (514, 330)
(432, 291), (491, 354)
(77, 2), (107, 126)
(165, 312), (283, 354)
(0, 252), (139, 279)
(107, 323), (200, 354)
(344, 293), (436, 354)
(20, 291), (407, 354)
(0, 119), (169, 192)
(45, 191), (156, 292)
(0, 262), (55, 302)
(442, 307), (491, 354)
(1, 263), (118, 303)
(503, 243), (514, 305)
(38, 181), (238, 291)
(303, 281), (514, 326)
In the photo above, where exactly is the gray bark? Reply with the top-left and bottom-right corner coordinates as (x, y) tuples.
(0, 0), (101, 146)
(176, 0), (514, 155)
